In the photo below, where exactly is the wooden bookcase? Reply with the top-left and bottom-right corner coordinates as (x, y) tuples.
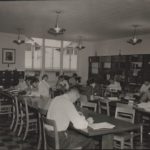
(89, 54), (150, 87)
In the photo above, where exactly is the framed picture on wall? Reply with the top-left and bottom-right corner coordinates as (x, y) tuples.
(2, 48), (16, 64)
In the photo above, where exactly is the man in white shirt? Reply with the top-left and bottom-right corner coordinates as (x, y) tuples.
(46, 87), (97, 149)
(39, 74), (50, 98)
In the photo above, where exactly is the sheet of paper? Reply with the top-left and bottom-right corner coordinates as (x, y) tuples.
(88, 122), (115, 130)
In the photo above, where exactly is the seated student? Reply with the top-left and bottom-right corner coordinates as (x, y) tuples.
(106, 78), (121, 91)
(56, 75), (69, 92)
(105, 78), (122, 97)
(86, 78), (100, 101)
(29, 78), (40, 97)
(16, 76), (32, 95)
(69, 75), (77, 88)
(139, 80), (150, 97)
(15, 76), (27, 91)
(69, 73), (82, 89)
(39, 74), (50, 99)
(140, 87), (150, 102)
(46, 87), (97, 149)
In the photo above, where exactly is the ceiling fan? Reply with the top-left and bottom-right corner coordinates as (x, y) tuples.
(48, 11), (66, 35)
(127, 25), (142, 45)
(13, 28), (25, 45)
(76, 36), (85, 50)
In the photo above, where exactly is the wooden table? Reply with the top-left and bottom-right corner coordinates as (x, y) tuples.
(75, 109), (143, 149)
(25, 97), (142, 149)
(77, 109), (142, 136)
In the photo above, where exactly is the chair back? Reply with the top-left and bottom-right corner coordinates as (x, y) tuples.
(80, 102), (97, 112)
(41, 115), (59, 149)
(98, 98), (110, 116)
(115, 103), (135, 123)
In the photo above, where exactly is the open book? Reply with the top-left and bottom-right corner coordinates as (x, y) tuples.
(88, 122), (115, 130)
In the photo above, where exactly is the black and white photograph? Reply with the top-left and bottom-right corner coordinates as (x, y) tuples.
(0, 0), (150, 150)
(2, 48), (15, 64)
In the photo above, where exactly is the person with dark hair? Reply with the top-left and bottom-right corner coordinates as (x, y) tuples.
(15, 76), (31, 94)
(15, 76), (27, 91)
(46, 87), (97, 149)
(56, 75), (69, 92)
(86, 78), (100, 101)
(39, 74), (51, 98)
(30, 77), (40, 97)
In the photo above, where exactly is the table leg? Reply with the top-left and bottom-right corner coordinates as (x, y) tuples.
(140, 125), (143, 145)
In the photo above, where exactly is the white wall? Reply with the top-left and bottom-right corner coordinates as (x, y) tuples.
(0, 32), (25, 70)
(77, 41), (95, 84)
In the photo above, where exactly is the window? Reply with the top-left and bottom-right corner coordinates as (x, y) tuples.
(25, 38), (78, 71)
(25, 38), (43, 70)
(33, 48), (42, 69)
(63, 46), (78, 71)
(25, 50), (32, 69)
(45, 39), (61, 70)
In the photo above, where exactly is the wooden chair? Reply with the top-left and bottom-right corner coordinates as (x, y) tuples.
(80, 102), (97, 112)
(98, 98), (110, 116)
(42, 116), (59, 150)
(40, 112), (82, 150)
(18, 96), (38, 140)
(113, 103), (136, 149)
(0, 92), (12, 116)
(10, 94), (19, 131)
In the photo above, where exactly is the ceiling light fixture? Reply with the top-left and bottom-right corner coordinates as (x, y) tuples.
(48, 11), (66, 35)
(76, 36), (85, 50)
(13, 28), (25, 45)
(127, 25), (142, 45)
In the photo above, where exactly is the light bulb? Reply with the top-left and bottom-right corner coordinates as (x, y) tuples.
(133, 37), (137, 43)
(55, 25), (61, 33)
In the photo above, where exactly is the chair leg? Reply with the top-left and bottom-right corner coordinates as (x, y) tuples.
(23, 122), (29, 141)
(140, 125), (143, 145)
(13, 115), (19, 133)
(37, 114), (42, 150)
(130, 132), (134, 149)
(120, 139), (124, 149)
(17, 117), (23, 136)
(10, 107), (15, 130)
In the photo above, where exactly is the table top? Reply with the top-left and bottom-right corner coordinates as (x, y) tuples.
(133, 104), (150, 115)
(76, 109), (141, 137)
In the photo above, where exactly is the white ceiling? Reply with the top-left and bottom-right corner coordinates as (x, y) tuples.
(0, 0), (150, 41)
